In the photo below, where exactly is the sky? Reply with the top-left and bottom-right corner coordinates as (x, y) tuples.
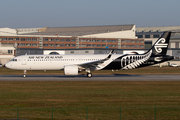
(0, 0), (180, 28)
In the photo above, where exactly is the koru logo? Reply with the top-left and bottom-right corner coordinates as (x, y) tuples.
(154, 38), (168, 53)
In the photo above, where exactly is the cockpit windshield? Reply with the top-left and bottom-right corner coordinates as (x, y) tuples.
(10, 59), (17, 61)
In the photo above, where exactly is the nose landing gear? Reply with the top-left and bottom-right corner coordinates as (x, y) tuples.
(23, 70), (26, 78)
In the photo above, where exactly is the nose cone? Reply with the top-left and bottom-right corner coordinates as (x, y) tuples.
(4, 63), (7, 68)
(5, 63), (10, 69)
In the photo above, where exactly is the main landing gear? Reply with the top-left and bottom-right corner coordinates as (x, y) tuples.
(87, 73), (92, 78)
(86, 69), (92, 78)
(23, 70), (26, 78)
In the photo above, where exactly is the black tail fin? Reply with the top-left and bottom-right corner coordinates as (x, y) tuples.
(111, 31), (173, 70)
(150, 31), (171, 56)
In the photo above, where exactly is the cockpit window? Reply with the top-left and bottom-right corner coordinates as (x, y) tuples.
(10, 59), (17, 61)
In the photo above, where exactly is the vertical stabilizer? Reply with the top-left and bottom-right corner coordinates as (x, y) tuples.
(150, 31), (171, 56)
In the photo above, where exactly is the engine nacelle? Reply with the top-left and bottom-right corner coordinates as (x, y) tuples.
(64, 65), (79, 75)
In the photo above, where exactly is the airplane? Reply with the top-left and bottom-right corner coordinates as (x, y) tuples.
(5, 31), (174, 78)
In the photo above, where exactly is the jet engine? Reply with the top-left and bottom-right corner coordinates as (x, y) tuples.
(64, 65), (79, 75)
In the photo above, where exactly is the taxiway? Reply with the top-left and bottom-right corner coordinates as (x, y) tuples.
(0, 74), (180, 81)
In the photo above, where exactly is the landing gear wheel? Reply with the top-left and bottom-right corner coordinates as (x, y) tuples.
(23, 74), (26, 78)
(23, 70), (27, 78)
(87, 73), (92, 78)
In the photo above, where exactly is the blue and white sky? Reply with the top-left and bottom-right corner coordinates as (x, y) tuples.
(0, 0), (180, 28)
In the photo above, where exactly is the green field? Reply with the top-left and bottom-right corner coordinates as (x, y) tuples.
(0, 81), (180, 119)
(0, 67), (180, 119)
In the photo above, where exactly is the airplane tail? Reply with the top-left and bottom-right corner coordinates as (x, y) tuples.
(114, 31), (174, 70)
(146, 31), (171, 56)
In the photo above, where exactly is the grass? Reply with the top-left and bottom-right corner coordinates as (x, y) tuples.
(0, 67), (180, 119)
(0, 81), (180, 119)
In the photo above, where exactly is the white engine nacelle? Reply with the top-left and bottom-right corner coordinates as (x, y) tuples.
(64, 65), (79, 75)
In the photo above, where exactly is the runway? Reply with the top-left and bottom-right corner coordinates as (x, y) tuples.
(0, 74), (180, 81)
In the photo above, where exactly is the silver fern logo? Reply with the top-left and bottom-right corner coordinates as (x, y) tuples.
(121, 50), (152, 70)
(154, 38), (168, 53)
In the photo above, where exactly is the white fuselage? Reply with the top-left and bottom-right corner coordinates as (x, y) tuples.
(5, 54), (122, 71)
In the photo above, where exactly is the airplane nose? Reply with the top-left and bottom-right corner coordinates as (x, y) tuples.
(4, 63), (9, 68)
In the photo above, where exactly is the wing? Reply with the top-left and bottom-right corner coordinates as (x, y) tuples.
(78, 50), (114, 70)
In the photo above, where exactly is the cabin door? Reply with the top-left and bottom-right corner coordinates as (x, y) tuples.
(21, 57), (26, 65)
